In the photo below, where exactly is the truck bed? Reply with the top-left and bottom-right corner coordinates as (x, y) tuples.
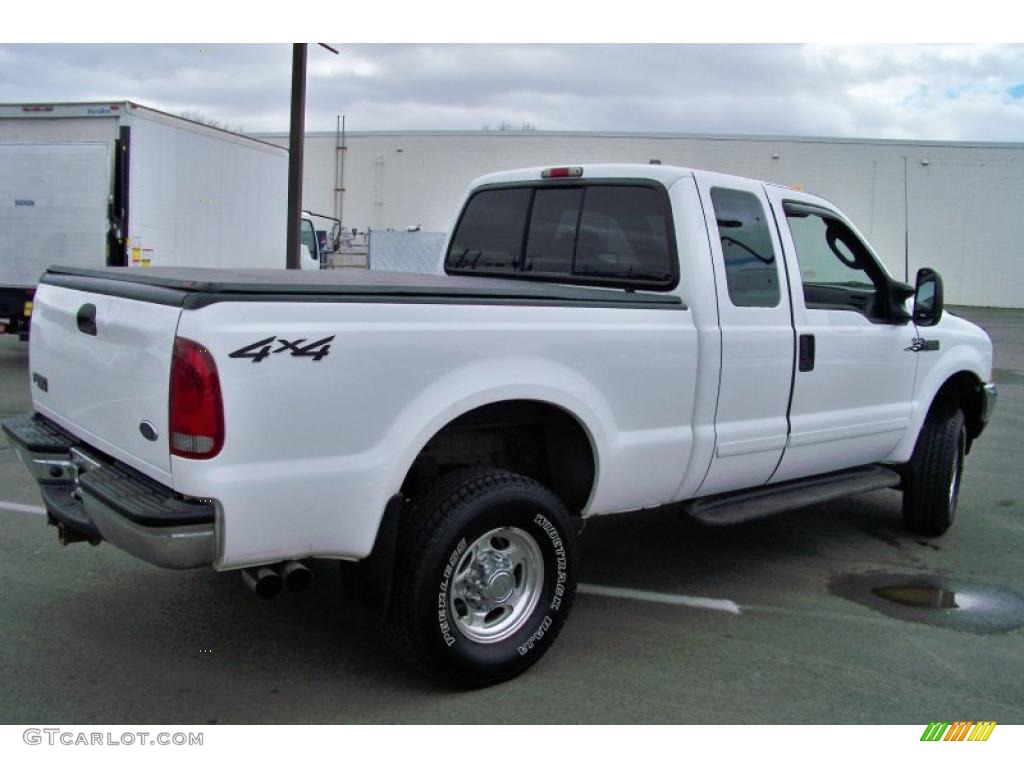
(40, 266), (684, 310)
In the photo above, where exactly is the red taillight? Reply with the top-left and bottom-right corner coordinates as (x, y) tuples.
(169, 337), (224, 459)
(541, 166), (583, 179)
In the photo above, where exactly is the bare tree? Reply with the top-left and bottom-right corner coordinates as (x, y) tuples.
(178, 110), (245, 134)
(481, 121), (538, 132)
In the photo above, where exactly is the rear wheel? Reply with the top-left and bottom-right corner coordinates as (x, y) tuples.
(385, 468), (577, 688)
(902, 404), (966, 537)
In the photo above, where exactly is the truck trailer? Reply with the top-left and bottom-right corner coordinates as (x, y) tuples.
(0, 101), (290, 337)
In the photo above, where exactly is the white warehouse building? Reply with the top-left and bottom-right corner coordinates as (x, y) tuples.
(256, 130), (1024, 308)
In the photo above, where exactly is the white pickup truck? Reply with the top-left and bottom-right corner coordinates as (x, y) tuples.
(4, 164), (996, 687)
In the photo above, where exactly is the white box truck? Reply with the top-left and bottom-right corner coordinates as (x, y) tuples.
(0, 101), (290, 338)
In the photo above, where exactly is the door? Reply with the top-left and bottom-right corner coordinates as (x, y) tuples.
(0, 142), (110, 286)
(765, 187), (918, 483)
(695, 173), (795, 496)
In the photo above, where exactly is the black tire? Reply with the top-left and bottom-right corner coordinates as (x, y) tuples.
(384, 468), (578, 688)
(902, 403), (966, 537)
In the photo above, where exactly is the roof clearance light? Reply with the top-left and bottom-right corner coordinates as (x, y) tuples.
(541, 167), (583, 179)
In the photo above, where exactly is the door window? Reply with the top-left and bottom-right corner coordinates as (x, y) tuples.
(301, 219), (319, 260)
(784, 206), (879, 314)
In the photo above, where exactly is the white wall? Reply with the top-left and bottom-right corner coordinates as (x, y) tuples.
(257, 130), (1024, 308)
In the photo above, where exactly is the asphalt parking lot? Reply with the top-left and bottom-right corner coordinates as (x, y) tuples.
(0, 306), (1021, 725)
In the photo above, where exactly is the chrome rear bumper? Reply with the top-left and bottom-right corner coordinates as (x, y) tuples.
(3, 413), (216, 569)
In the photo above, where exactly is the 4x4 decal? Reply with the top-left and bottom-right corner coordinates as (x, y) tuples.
(228, 335), (335, 363)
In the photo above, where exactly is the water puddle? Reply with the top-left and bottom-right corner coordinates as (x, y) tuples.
(873, 584), (958, 609)
(829, 572), (1024, 634)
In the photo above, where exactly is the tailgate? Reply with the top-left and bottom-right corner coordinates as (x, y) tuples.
(29, 281), (182, 484)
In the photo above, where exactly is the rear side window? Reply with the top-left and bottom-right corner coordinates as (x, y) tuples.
(710, 187), (780, 307)
(446, 184), (677, 290)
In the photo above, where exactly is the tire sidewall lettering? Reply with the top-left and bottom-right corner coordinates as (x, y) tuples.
(437, 537), (467, 647)
(533, 513), (568, 611)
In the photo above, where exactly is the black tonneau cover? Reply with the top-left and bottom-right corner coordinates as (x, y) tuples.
(41, 266), (685, 310)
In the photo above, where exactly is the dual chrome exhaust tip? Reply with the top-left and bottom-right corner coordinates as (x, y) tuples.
(241, 560), (313, 599)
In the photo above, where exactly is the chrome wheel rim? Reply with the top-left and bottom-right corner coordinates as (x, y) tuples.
(449, 526), (544, 644)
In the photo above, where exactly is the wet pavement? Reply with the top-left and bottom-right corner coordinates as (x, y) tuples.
(0, 305), (1021, 724)
(830, 572), (1024, 634)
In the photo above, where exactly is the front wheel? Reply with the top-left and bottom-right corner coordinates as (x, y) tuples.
(385, 468), (578, 688)
(902, 404), (966, 537)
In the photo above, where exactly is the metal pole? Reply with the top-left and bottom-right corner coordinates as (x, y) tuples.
(339, 115), (346, 229)
(334, 115), (340, 222)
(286, 43), (308, 269)
(903, 155), (910, 283)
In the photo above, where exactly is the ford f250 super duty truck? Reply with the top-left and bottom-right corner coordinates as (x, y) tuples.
(4, 164), (996, 687)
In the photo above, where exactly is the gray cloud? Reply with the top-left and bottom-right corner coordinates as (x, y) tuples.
(1, 43), (1022, 140)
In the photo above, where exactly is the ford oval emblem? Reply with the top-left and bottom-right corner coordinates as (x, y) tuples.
(139, 421), (159, 442)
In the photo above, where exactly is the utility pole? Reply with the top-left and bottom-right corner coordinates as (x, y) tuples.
(286, 43), (338, 269)
(286, 44), (307, 270)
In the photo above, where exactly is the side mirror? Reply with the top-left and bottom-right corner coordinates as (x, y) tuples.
(913, 267), (944, 327)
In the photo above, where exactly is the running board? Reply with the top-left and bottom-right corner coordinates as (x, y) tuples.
(683, 464), (902, 526)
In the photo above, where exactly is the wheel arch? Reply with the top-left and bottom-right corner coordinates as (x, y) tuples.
(356, 397), (598, 621)
(398, 398), (599, 515)
(930, 371), (986, 451)
(889, 366), (987, 464)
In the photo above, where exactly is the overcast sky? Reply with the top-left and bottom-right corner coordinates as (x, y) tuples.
(1, 44), (1023, 141)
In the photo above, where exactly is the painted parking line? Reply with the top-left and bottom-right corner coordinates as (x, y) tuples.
(0, 500), (46, 516)
(578, 583), (742, 615)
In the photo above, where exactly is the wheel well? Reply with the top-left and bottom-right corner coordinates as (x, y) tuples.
(401, 400), (596, 514)
(932, 371), (985, 452)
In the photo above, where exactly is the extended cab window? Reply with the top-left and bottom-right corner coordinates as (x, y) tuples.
(710, 187), (780, 307)
(446, 184), (677, 290)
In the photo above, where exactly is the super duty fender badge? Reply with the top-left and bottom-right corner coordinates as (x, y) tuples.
(228, 335), (335, 363)
(905, 336), (940, 353)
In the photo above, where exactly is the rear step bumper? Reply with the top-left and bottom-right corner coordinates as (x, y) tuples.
(2, 413), (216, 569)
